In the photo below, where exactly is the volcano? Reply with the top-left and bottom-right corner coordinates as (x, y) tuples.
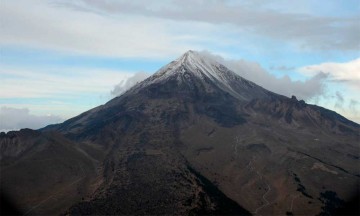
(1, 51), (359, 215)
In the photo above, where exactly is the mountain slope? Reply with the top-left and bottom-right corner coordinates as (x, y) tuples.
(1, 50), (359, 215)
(0, 129), (102, 215)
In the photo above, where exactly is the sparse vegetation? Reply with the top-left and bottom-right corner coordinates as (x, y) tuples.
(293, 173), (313, 199)
(318, 191), (345, 216)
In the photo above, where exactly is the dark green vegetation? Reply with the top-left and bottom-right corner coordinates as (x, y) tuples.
(1, 51), (359, 215)
(318, 191), (345, 216)
(293, 173), (313, 199)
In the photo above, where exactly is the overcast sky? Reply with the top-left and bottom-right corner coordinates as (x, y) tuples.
(0, 0), (359, 131)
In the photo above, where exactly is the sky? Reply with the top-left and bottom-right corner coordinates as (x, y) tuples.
(0, 0), (359, 131)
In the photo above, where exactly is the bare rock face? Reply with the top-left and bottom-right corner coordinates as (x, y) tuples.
(1, 51), (359, 215)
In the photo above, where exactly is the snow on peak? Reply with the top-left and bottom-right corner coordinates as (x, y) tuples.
(174, 50), (226, 79)
(135, 50), (226, 85)
(176, 50), (242, 87)
(134, 50), (234, 87)
(178, 50), (217, 68)
(128, 50), (265, 101)
(178, 50), (203, 63)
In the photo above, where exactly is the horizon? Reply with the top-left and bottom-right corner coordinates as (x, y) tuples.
(1, 0), (359, 131)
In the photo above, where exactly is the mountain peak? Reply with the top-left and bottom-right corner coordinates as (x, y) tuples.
(176, 50), (212, 68)
(133, 50), (219, 86)
(128, 50), (273, 102)
(179, 50), (201, 61)
(182, 49), (197, 56)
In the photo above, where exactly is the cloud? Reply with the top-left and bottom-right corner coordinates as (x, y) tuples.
(0, 66), (132, 98)
(297, 58), (360, 123)
(334, 91), (345, 110)
(199, 51), (328, 100)
(111, 72), (151, 96)
(299, 58), (360, 90)
(203, 51), (359, 123)
(0, 106), (63, 132)
(349, 99), (359, 115)
(270, 65), (295, 71)
(0, 65), (134, 120)
(1, 0), (358, 62)
(105, 51), (329, 101)
(58, 0), (360, 51)
(202, 52), (359, 123)
(0, 0), (200, 59)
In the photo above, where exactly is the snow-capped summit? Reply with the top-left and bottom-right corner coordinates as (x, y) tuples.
(129, 50), (275, 102)
(156, 50), (225, 82)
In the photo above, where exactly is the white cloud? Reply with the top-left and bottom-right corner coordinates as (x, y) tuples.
(0, 106), (63, 132)
(1, 0), (358, 62)
(299, 58), (360, 90)
(297, 58), (360, 123)
(0, 0), (202, 59)
(199, 51), (328, 100)
(0, 66), (133, 98)
(57, 0), (360, 51)
(210, 53), (360, 122)
(111, 72), (151, 97)
(0, 103), (95, 121)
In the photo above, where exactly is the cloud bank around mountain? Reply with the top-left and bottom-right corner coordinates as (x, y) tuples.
(111, 72), (151, 97)
(199, 51), (329, 100)
(111, 51), (356, 103)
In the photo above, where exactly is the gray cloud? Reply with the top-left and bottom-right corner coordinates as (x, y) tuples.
(0, 107), (63, 132)
(270, 65), (295, 71)
(334, 91), (345, 110)
(299, 58), (360, 91)
(111, 72), (150, 97)
(349, 99), (359, 115)
(58, 0), (360, 51)
(200, 51), (328, 100)
(0, 1), (195, 59)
